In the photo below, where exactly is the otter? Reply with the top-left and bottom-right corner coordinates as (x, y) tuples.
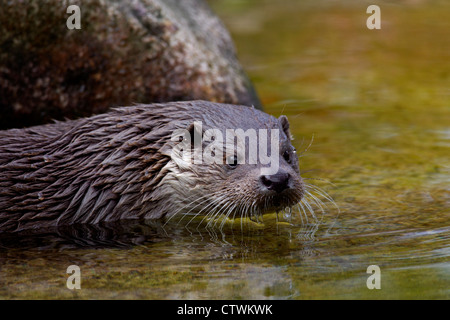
(0, 101), (304, 233)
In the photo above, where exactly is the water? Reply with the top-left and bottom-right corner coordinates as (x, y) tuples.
(0, 0), (449, 299)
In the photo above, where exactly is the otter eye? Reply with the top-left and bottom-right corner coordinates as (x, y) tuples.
(227, 155), (239, 169)
(283, 150), (291, 163)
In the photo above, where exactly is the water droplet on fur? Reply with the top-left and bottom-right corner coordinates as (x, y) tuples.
(283, 207), (292, 222)
(38, 192), (44, 201)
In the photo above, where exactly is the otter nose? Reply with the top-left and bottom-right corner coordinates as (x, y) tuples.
(260, 172), (291, 193)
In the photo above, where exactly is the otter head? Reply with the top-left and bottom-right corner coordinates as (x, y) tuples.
(159, 104), (304, 223)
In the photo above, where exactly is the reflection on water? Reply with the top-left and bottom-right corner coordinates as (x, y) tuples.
(0, 212), (322, 251)
(0, 221), (168, 250)
(1, 0), (449, 299)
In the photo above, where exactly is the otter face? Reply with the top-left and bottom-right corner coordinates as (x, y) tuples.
(165, 112), (304, 222)
(212, 115), (305, 219)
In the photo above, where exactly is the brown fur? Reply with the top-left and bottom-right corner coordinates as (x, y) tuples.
(0, 101), (303, 232)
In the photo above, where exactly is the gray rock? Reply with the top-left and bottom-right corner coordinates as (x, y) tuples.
(0, 0), (261, 129)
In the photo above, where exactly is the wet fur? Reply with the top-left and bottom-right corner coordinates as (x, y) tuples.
(0, 101), (303, 232)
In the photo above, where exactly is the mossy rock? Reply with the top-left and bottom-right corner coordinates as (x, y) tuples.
(0, 0), (261, 129)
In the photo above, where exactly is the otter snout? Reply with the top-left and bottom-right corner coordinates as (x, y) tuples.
(260, 171), (292, 193)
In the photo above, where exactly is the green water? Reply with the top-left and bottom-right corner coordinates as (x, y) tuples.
(1, 0), (449, 299)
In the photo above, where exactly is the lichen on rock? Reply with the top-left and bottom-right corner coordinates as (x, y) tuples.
(0, 0), (261, 129)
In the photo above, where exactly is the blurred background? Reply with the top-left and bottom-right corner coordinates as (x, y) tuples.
(205, 0), (450, 298)
(209, 0), (449, 227)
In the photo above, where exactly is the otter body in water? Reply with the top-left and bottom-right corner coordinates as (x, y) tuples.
(0, 101), (304, 232)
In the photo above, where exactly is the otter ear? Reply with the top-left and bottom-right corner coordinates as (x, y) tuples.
(278, 115), (292, 140)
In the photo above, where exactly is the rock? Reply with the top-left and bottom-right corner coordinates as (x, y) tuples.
(0, 0), (261, 129)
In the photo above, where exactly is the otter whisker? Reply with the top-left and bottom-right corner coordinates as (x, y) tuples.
(301, 197), (316, 221)
(163, 193), (213, 226)
(298, 133), (315, 158)
(304, 183), (339, 212)
(203, 195), (232, 229)
(223, 203), (238, 230)
(304, 194), (326, 226)
(244, 199), (252, 223)
(197, 194), (229, 228)
(304, 183), (336, 203)
(168, 190), (229, 229)
(227, 200), (243, 227)
(163, 193), (206, 224)
(185, 193), (228, 228)
(212, 199), (235, 243)
(203, 199), (225, 227)
(304, 183), (334, 203)
(177, 196), (215, 225)
(239, 198), (253, 229)
(295, 202), (320, 241)
(211, 198), (233, 228)
(296, 202), (307, 225)
(250, 199), (259, 222)
(240, 199), (250, 233)
(304, 190), (326, 215)
(217, 200), (239, 229)
(301, 197), (315, 224)
(218, 201), (237, 231)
